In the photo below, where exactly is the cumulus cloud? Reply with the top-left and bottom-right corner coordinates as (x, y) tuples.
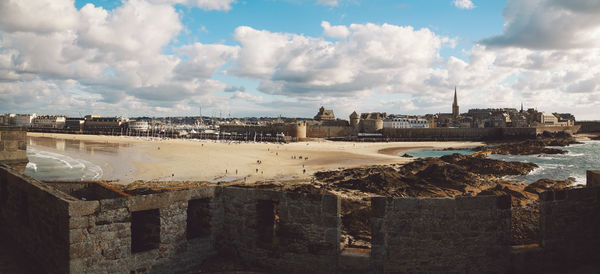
(231, 91), (263, 103)
(0, 0), (237, 115)
(230, 23), (451, 97)
(453, 0), (475, 9)
(481, 0), (600, 49)
(321, 21), (350, 39)
(149, 0), (235, 10)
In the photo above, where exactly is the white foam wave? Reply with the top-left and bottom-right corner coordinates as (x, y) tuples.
(26, 162), (37, 172)
(26, 147), (103, 180)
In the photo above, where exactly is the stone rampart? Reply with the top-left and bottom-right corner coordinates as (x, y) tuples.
(575, 121), (600, 133)
(0, 164), (72, 273)
(220, 187), (341, 273)
(370, 195), (512, 273)
(538, 186), (600, 270)
(2, 164), (600, 273)
(535, 125), (581, 135)
(306, 125), (356, 138)
(0, 127), (28, 172)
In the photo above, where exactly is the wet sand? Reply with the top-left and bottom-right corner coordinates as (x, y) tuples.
(27, 132), (481, 184)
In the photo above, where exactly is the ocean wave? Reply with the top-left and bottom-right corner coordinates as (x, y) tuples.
(26, 147), (103, 181)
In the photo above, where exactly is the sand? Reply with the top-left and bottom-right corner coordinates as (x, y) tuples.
(27, 132), (481, 184)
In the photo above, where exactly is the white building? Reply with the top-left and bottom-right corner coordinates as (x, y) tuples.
(383, 116), (429, 129)
(128, 121), (149, 132)
(32, 115), (66, 129)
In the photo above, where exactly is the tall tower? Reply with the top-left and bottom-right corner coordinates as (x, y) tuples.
(452, 86), (459, 118)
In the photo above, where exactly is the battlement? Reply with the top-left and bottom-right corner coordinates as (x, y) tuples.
(1, 165), (599, 273)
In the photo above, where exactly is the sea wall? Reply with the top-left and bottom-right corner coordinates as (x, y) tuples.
(306, 125), (356, 138)
(575, 121), (600, 133)
(370, 195), (512, 273)
(0, 127), (28, 172)
(535, 125), (581, 135)
(380, 127), (502, 140)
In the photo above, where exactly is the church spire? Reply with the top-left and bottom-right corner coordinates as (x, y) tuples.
(452, 86), (459, 118)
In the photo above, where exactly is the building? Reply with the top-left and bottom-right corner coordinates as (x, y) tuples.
(13, 114), (36, 127)
(0, 114), (15, 126)
(359, 112), (386, 133)
(65, 118), (85, 131)
(84, 115), (129, 132)
(31, 115), (66, 129)
(383, 116), (429, 129)
(128, 121), (149, 132)
(313, 106), (335, 121)
(539, 112), (559, 126)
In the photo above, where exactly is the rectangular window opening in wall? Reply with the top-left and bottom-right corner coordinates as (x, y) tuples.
(131, 209), (160, 253)
(187, 198), (211, 239)
(256, 200), (279, 244)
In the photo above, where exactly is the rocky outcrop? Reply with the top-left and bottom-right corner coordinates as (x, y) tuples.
(475, 132), (580, 155)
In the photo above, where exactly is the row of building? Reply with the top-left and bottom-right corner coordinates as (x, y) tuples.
(0, 114), (151, 133)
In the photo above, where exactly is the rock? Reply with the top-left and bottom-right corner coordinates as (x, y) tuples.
(401, 153), (413, 158)
(524, 177), (575, 195)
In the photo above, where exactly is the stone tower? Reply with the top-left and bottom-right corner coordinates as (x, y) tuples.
(350, 111), (360, 128)
(452, 87), (459, 119)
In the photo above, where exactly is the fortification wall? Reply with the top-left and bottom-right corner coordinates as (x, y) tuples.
(0, 127), (28, 172)
(370, 195), (512, 273)
(220, 188), (341, 273)
(501, 127), (537, 138)
(68, 187), (222, 273)
(381, 127), (503, 140)
(538, 186), (600, 270)
(535, 125), (581, 135)
(306, 125), (355, 138)
(575, 121), (600, 133)
(0, 165), (72, 273)
(220, 124), (305, 138)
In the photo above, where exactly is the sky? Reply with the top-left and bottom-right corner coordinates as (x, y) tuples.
(1, 0), (600, 120)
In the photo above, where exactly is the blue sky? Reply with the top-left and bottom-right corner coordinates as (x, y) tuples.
(2, 0), (600, 119)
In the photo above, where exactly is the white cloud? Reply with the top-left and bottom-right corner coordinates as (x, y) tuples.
(481, 0), (600, 49)
(321, 21), (350, 39)
(0, 0), (238, 115)
(453, 0), (475, 9)
(317, 0), (338, 7)
(148, 0), (235, 10)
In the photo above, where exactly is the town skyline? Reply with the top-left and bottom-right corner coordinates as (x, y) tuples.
(2, 0), (600, 119)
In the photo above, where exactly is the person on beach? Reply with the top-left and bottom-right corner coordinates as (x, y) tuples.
(236, 169), (238, 175)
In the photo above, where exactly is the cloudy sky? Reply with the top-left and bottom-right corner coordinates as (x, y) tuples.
(1, 0), (599, 120)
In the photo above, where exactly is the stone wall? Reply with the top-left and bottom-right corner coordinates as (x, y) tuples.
(370, 195), (512, 273)
(575, 121), (600, 133)
(68, 187), (222, 273)
(538, 187), (600, 271)
(306, 125), (356, 138)
(0, 127), (28, 172)
(0, 164), (73, 273)
(535, 125), (581, 135)
(219, 187), (341, 273)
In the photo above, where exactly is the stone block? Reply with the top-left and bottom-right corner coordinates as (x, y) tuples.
(566, 188), (596, 201)
(69, 216), (90, 229)
(18, 141), (26, 150)
(496, 195), (511, 210)
(587, 170), (600, 188)
(70, 241), (96, 259)
(456, 196), (495, 211)
(128, 193), (171, 211)
(321, 194), (339, 215)
(100, 197), (128, 211)
(69, 200), (100, 216)
(394, 197), (418, 211)
(371, 197), (387, 218)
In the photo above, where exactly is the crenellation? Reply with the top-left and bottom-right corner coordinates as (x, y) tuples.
(1, 164), (599, 272)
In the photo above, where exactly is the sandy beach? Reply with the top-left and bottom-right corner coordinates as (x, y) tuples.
(26, 132), (481, 184)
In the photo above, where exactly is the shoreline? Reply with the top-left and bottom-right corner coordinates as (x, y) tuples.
(26, 132), (481, 184)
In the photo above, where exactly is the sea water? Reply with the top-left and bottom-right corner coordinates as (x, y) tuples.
(406, 141), (600, 185)
(24, 147), (103, 181)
